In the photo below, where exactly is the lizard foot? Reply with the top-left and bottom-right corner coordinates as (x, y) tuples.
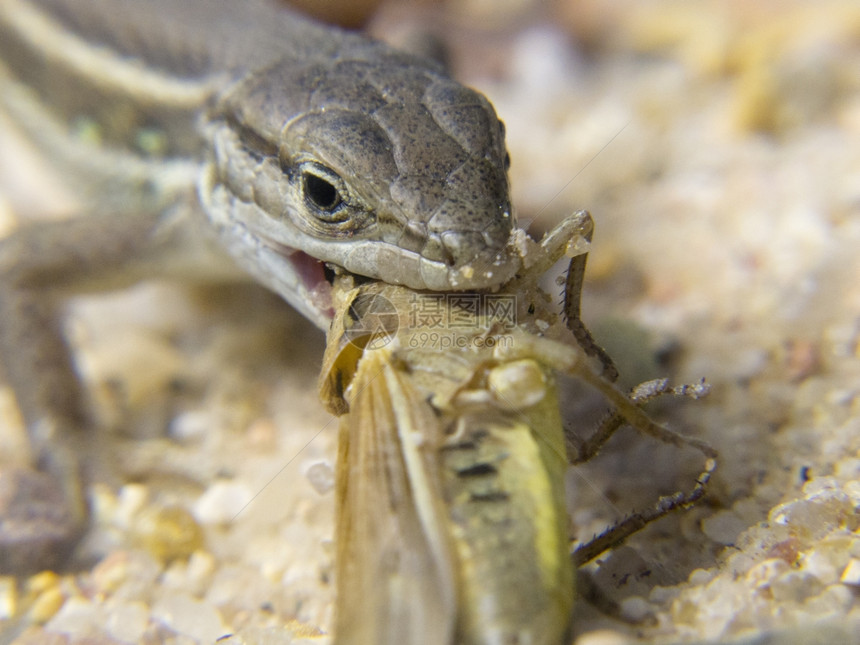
(0, 465), (84, 575)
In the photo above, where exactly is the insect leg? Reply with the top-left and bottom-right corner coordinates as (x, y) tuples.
(567, 379), (717, 566)
(571, 458), (716, 567)
(561, 222), (618, 382)
(568, 378), (712, 464)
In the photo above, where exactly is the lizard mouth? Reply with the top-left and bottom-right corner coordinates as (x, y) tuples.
(254, 233), (337, 326)
(283, 247), (336, 321)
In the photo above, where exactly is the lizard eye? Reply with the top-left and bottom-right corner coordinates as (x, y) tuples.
(299, 162), (346, 219)
(304, 174), (341, 211)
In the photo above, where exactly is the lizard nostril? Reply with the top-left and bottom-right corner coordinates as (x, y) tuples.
(440, 231), (488, 269)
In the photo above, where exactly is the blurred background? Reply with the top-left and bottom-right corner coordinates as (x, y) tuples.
(2, 1), (858, 643)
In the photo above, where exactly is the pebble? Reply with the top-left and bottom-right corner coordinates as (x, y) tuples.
(44, 596), (107, 636)
(769, 490), (856, 541)
(132, 504), (205, 563)
(802, 549), (842, 585)
(619, 595), (654, 623)
(115, 483), (150, 528)
(153, 591), (228, 643)
(745, 558), (790, 589)
(687, 568), (714, 586)
(91, 550), (161, 599)
(193, 480), (254, 525)
(29, 584), (65, 624)
(162, 550), (216, 596)
(25, 571), (59, 595)
(169, 410), (214, 443)
(769, 571), (824, 604)
(803, 584), (854, 616)
(305, 461), (335, 495)
(104, 600), (150, 643)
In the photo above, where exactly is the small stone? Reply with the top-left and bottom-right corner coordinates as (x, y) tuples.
(26, 571), (60, 595)
(186, 550), (216, 586)
(132, 504), (205, 563)
(44, 595), (103, 635)
(670, 594), (699, 626)
(305, 462), (335, 495)
(153, 591), (227, 643)
(89, 483), (119, 525)
(769, 490), (856, 541)
(687, 568), (714, 586)
(104, 600), (150, 643)
(162, 550), (216, 596)
(770, 571), (824, 603)
(764, 537), (800, 564)
(169, 410), (214, 443)
(115, 484), (150, 528)
(804, 584), (854, 616)
(92, 550), (161, 598)
(193, 480), (254, 525)
(285, 619), (325, 638)
(746, 558), (790, 589)
(802, 550), (840, 585)
(619, 595), (653, 622)
(29, 584), (66, 624)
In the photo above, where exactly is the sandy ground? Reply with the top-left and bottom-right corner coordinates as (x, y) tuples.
(1, 0), (859, 643)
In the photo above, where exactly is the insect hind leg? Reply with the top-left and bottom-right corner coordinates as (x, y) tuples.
(567, 378), (717, 568)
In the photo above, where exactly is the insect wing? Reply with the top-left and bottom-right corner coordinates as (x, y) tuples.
(334, 348), (457, 645)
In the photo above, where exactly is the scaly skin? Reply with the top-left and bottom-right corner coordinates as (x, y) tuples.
(0, 0), (522, 574)
(0, 0), (518, 328)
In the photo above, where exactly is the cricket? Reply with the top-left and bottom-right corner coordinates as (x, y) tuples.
(320, 211), (716, 644)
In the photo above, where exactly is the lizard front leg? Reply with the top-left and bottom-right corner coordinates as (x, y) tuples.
(0, 283), (87, 574)
(0, 207), (214, 574)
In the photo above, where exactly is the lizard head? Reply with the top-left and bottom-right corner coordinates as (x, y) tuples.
(206, 46), (520, 326)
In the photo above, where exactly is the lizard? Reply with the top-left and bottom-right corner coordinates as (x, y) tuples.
(0, 0), (588, 573)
